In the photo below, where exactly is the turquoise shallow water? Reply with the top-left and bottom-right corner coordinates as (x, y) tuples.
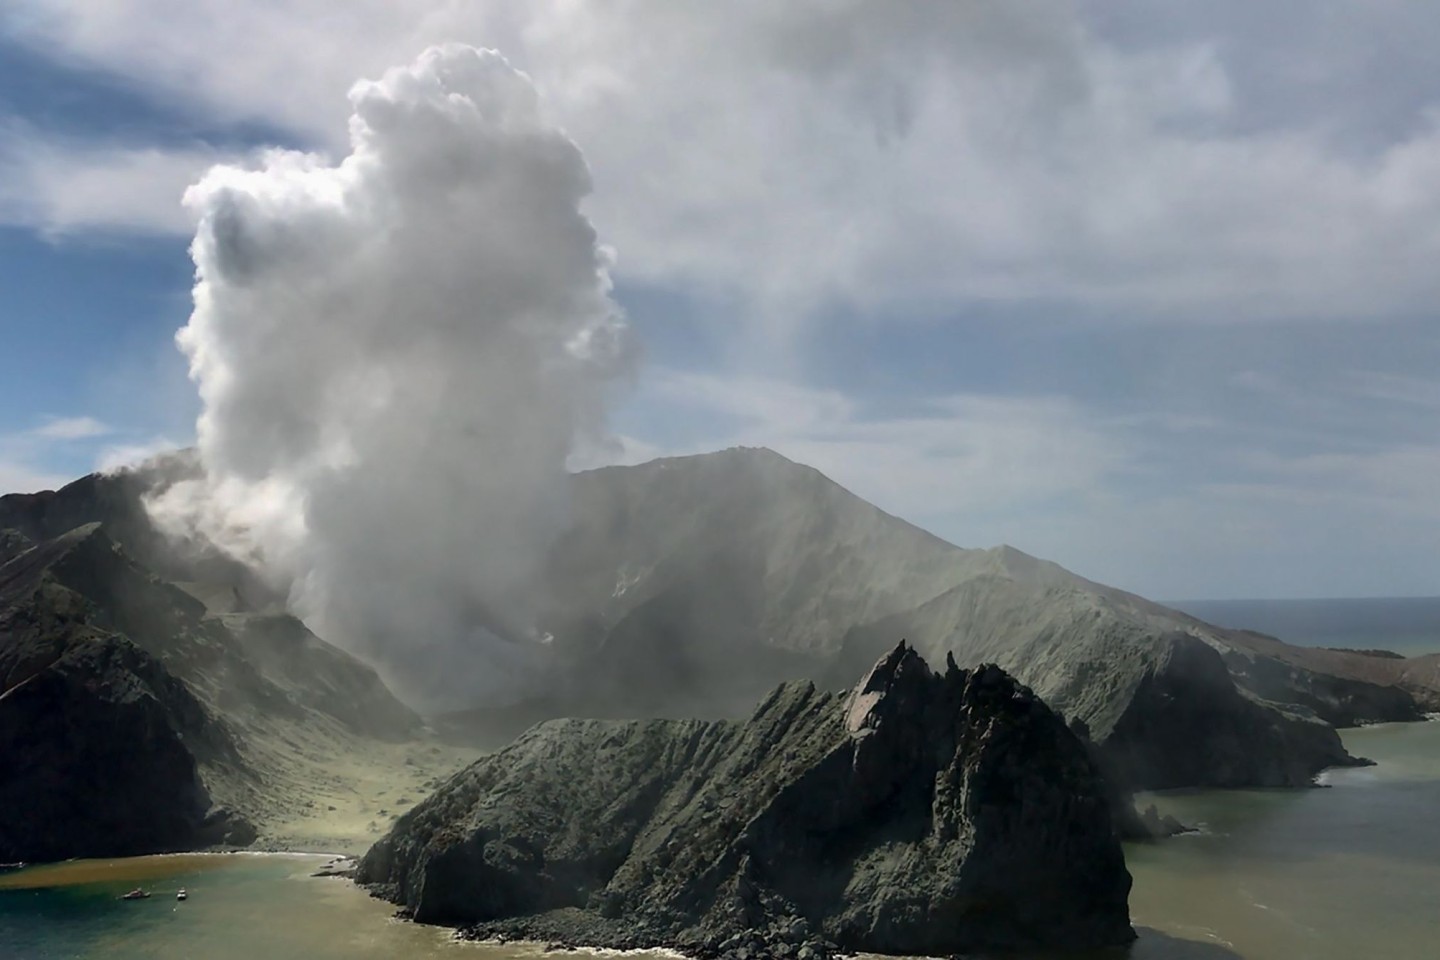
(0, 853), (567, 960)
(4, 721), (1439, 960)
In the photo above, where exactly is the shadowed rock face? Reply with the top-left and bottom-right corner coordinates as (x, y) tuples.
(0, 544), (250, 862)
(358, 644), (1134, 956)
(1099, 634), (1356, 789)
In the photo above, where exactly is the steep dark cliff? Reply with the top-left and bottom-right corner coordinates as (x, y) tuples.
(359, 644), (1134, 956)
(0, 531), (252, 861)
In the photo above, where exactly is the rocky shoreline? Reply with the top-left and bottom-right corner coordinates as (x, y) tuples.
(458, 910), (845, 959)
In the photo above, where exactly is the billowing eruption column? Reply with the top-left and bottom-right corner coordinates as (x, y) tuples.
(151, 45), (632, 709)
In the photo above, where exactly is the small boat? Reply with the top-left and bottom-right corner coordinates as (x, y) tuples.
(120, 888), (151, 901)
(176, 888), (188, 901)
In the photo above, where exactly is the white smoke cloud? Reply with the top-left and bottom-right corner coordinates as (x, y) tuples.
(150, 44), (633, 709)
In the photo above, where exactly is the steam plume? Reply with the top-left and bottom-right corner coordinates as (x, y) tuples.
(151, 45), (632, 708)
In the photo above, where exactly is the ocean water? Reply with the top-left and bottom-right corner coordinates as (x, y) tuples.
(1124, 720), (1440, 959)
(3, 720), (1439, 960)
(1169, 596), (1440, 656)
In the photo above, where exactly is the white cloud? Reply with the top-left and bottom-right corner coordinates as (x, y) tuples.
(0, 417), (111, 493)
(0, 125), (220, 234)
(0, 461), (67, 495)
(9, 2), (1440, 321)
(30, 415), (110, 439)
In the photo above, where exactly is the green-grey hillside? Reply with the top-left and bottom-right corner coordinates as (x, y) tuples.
(521, 447), (1427, 788)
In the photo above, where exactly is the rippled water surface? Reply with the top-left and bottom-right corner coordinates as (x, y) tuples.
(1125, 720), (1440, 960)
(3, 722), (1438, 960)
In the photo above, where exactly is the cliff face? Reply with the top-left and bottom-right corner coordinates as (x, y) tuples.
(359, 644), (1134, 956)
(0, 545), (251, 861)
(1098, 635), (1355, 789)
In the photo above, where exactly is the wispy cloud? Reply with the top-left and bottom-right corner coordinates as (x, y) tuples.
(0, 460), (68, 496)
(31, 415), (110, 440)
(0, 121), (221, 235)
(620, 370), (1130, 523)
(0, 415), (122, 494)
(1342, 371), (1440, 410)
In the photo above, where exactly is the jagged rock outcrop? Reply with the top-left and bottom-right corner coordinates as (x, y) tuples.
(359, 644), (1134, 956)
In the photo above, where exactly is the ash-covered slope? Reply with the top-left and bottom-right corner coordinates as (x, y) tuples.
(0, 467), (417, 740)
(359, 644), (1134, 956)
(545, 448), (998, 656)
(523, 448), (1416, 788)
(1217, 630), (1440, 718)
(523, 448), (1007, 721)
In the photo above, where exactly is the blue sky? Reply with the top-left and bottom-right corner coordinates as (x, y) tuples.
(2, 2), (1439, 601)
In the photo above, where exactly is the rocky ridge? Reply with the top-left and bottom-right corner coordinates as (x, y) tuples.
(517, 447), (1429, 789)
(831, 576), (1363, 789)
(358, 643), (1134, 957)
